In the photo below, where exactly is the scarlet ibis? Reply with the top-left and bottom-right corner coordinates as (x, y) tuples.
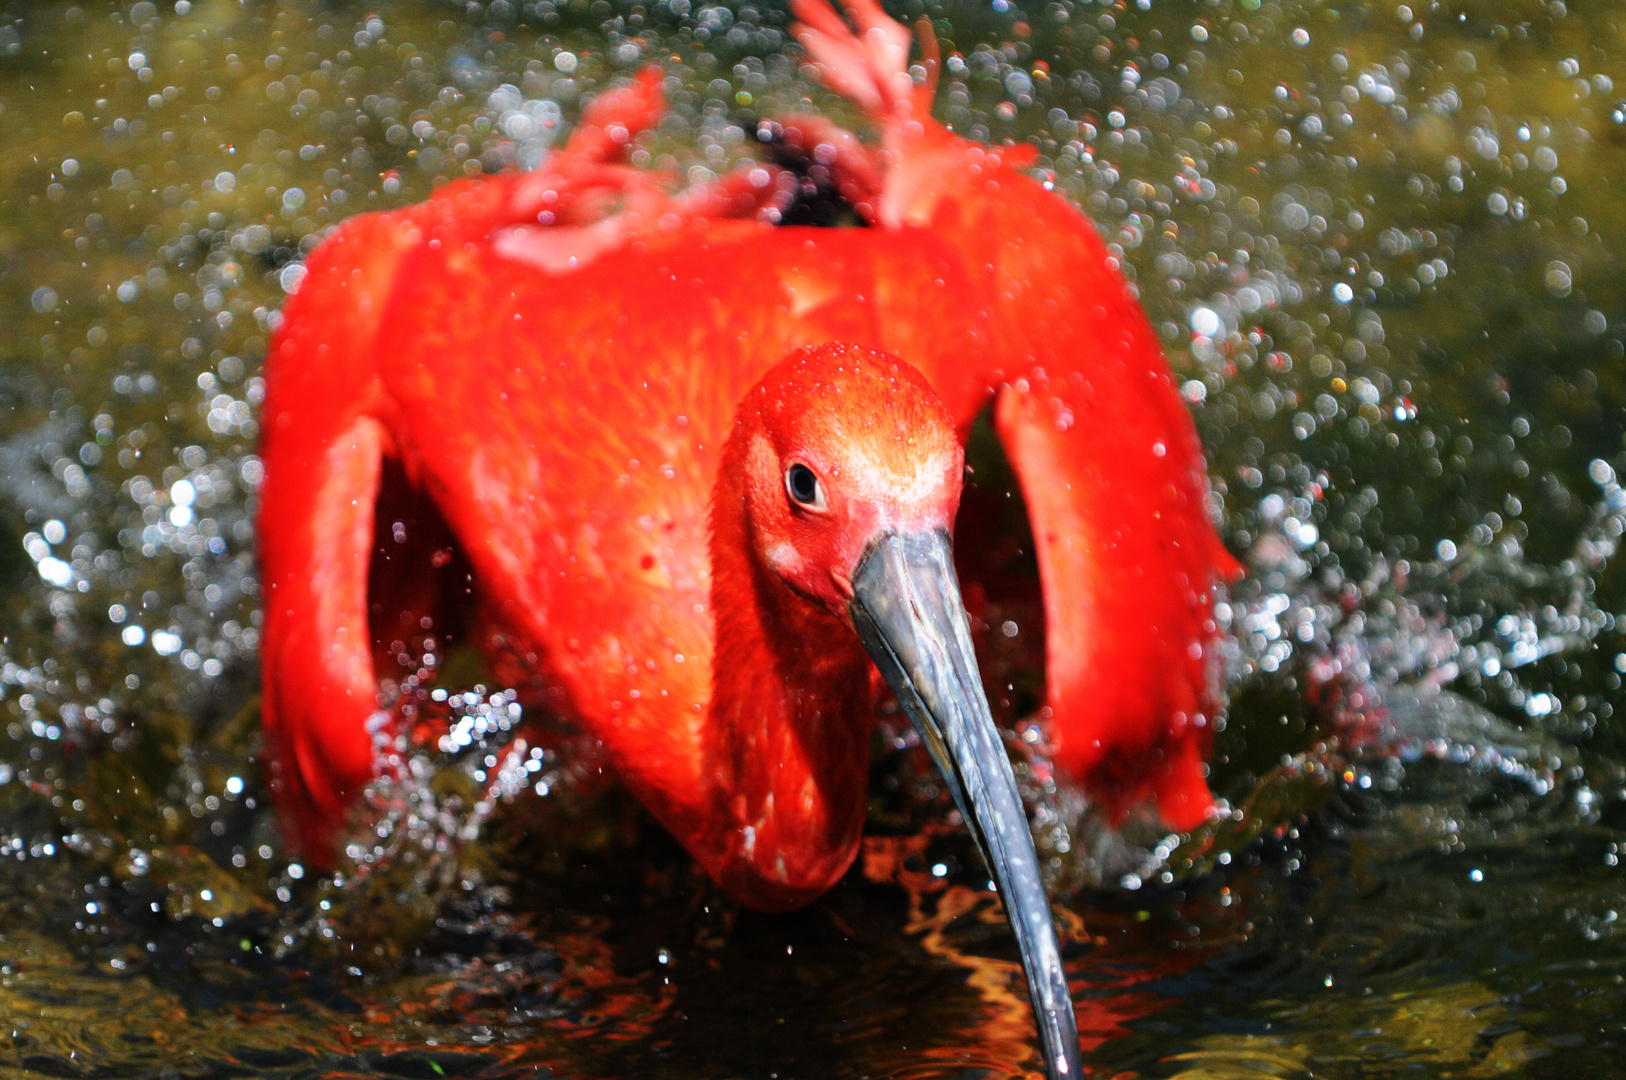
(259, 1), (1232, 1074)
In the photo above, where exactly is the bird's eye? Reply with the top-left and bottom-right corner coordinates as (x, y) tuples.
(785, 463), (824, 509)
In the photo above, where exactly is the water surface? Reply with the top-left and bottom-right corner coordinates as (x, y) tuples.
(0, 0), (1623, 1076)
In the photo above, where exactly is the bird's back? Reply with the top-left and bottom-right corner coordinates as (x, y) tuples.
(345, 212), (989, 813)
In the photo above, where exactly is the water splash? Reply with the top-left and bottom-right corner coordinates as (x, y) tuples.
(1005, 454), (1626, 894)
(1, 0), (1625, 1076)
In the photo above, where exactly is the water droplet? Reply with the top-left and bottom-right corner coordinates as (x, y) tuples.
(1190, 306), (1221, 337)
(279, 263), (308, 294)
(37, 558), (73, 588)
(1544, 261), (1572, 298)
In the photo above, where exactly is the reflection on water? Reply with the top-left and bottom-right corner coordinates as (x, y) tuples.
(0, 0), (1623, 1076)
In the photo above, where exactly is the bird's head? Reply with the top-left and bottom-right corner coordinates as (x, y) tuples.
(722, 342), (1080, 1078)
(730, 342), (964, 623)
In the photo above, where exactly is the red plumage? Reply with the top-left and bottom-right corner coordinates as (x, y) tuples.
(258, 0), (1235, 903)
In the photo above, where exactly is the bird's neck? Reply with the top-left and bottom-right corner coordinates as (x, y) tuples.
(695, 443), (874, 910)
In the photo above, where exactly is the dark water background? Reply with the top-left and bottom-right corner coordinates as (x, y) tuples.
(1, 0), (1624, 1076)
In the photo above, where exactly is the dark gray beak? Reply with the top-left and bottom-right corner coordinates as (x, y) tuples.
(849, 529), (1082, 1080)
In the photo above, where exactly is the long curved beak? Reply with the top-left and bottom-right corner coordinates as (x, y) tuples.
(848, 530), (1082, 1079)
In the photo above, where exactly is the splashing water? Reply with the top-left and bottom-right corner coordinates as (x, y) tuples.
(0, 0), (1625, 1077)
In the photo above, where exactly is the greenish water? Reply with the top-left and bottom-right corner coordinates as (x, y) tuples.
(0, 0), (1623, 1077)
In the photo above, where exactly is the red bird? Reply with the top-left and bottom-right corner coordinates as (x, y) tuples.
(258, 2), (1232, 1074)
